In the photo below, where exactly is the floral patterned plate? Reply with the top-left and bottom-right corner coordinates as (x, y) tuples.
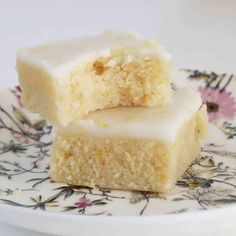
(0, 69), (236, 236)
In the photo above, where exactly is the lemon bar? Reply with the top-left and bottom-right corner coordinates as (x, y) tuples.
(16, 31), (172, 126)
(50, 88), (208, 193)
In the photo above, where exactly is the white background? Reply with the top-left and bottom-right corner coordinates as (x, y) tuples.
(0, 0), (236, 235)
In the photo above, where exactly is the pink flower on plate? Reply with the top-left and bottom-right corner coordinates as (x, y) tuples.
(11, 131), (30, 144)
(11, 123), (40, 144)
(75, 197), (92, 208)
(198, 86), (236, 123)
(12, 86), (23, 107)
(15, 85), (22, 93)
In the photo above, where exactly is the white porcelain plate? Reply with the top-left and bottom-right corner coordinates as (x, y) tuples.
(0, 69), (236, 236)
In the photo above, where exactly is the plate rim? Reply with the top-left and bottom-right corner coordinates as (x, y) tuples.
(0, 202), (236, 236)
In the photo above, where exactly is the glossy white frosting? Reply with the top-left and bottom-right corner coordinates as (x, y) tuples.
(17, 30), (171, 78)
(57, 88), (202, 142)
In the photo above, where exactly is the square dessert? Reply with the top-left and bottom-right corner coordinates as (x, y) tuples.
(16, 31), (172, 126)
(50, 88), (208, 193)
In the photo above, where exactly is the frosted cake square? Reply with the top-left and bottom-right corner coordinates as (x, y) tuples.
(50, 88), (208, 193)
(16, 31), (172, 126)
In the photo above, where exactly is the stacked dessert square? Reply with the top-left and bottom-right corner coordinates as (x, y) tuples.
(16, 31), (208, 193)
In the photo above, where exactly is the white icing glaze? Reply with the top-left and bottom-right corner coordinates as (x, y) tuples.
(17, 30), (171, 78)
(57, 88), (202, 142)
